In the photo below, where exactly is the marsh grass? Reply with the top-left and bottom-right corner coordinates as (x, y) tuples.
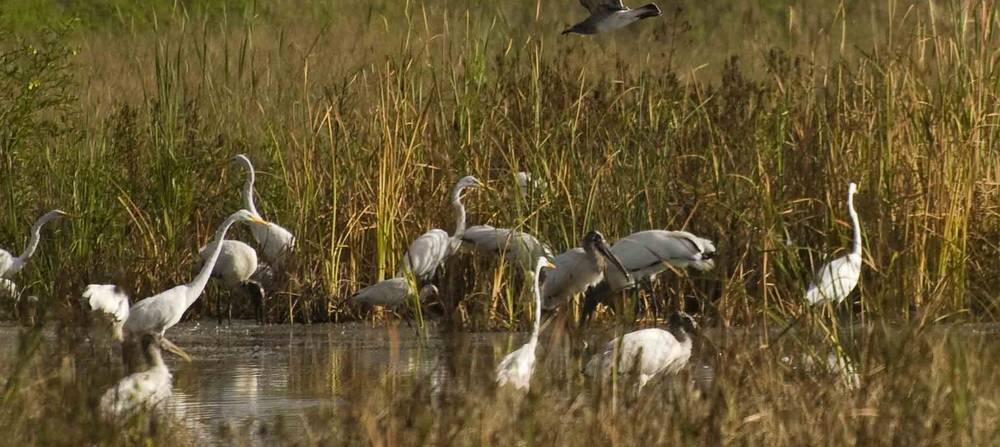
(1, 0), (1000, 443)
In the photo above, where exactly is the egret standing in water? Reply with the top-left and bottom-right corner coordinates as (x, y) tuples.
(541, 231), (631, 310)
(100, 333), (179, 420)
(352, 277), (439, 311)
(198, 239), (266, 323)
(398, 175), (482, 283)
(495, 256), (557, 391)
(806, 183), (862, 306)
(585, 311), (697, 390)
(82, 284), (131, 341)
(232, 154), (296, 267)
(124, 210), (267, 355)
(581, 229), (716, 324)
(0, 209), (68, 279)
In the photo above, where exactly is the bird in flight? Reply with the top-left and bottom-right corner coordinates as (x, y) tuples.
(563, 0), (661, 35)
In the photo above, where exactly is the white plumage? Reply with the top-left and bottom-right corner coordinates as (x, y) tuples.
(496, 256), (556, 391)
(199, 240), (258, 289)
(82, 284), (131, 341)
(602, 230), (717, 292)
(124, 210), (266, 340)
(585, 312), (696, 390)
(514, 171), (548, 200)
(461, 224), (554, 271)
(100, 335), (173, 420)
(0, 210), (68, 279)
(805, 183), (862, 306)
(541, 231), (630, 310)
(232, 154), (296, 267)
(397, 175), (482, 282)
(351, 277), (438, 308)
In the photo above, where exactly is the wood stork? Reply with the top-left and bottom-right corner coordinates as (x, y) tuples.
(495, 256), (557, 391)
(563, 0), (661, 35)
(541, 231), (631, 310)
(585, 311), (696, 390)
(0, 209), (68, 279)
(352, 277), (439, 309)
(100, 333), (180, 420)
(461, 224), (554, 271)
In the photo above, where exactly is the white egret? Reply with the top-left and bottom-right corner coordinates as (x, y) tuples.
(515, 171), (548, 200)
(100, 334), (179, 420)
(805, 183), (862, 306)
(123, 210), (267, 346)
(0, 209), (68, 279)
(232, 154), (296, 267)
(585, 311), (696, 390)
(351, 277), (438, 309)
(198, 239), (266, 323)
(82, 284), (131, 341)
(461, 224), (554, 270)
(582, 229), (716, 323)
(495, 256), (557, 391)
(398, 175), (482, 282)
(563, 0), (661, 35)
(541, 231), (631, 310)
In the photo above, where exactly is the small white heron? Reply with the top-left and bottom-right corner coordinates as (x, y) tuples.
(541, 231), (631, 310)
(495, 256), (557, 391)
(99, 333), (182, 420)
(352, 277), (439, 309)
(82, 284), (131, 341)
(585, 311), (696, 390)
(123, 210), (267, 350)
(398, 175), (482, 282)
(515, 171), (548, 201)
(461, 224), (554, 271)
(582, 229), (716, 323)
(232, 154), (296, 267)
(805, 182), (862, 306)
(198, 239), (266, 323)
(0, 209), (68, 279)
(563, 0), (661, 35)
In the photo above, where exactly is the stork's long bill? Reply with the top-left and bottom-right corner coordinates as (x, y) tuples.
(596, 239), (631, 283)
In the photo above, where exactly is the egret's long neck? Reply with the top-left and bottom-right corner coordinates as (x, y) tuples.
(18, 213), (57, 262)
(186, 216), (240, 307)
(242, 165), (260, 217)
(451, 187), (467, 239)
(530, 263), (544, 343)
(848, 191), (861, 257)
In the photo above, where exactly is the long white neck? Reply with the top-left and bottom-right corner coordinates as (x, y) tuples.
(530, 262), (544, 343)
(186, 215), (242, 307)
(451, 186), (468, 239)
(238, 157), (260, 217)
(848, 190), (861, 257)
(18, 212), (59, 262)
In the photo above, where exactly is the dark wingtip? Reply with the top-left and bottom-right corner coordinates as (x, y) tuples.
(639, 3), (662, 18)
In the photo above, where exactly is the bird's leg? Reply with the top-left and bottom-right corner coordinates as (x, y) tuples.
(641, 278), (658, 322)
(216, 294), (223, 325)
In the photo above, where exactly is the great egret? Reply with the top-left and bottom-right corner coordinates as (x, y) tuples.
(495, 256), (557, 391)
(398, 175), (482, 282)
(515, 171), (548, 200)
(582, 229), (716, 323)
(585, 311), (696, 390)
(232, 154), (296, 267)
(82, 284), (131, 341)
(123, 210), (267, 348)
(100, 334), (180, 420)
(541, 231), (631, 310)
(563, 0), (661, 35)
(198, 239), (266, 323)
(0, 209), (68, 279)
(351, 277), (439, 309)
(806, 183), (862, 305)
(461, 224), (554, 271)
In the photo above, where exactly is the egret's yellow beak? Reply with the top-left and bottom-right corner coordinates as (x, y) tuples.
(250, 215), (269, 226)
(160, 337), (193, 362)
(543, 259), (557, 269)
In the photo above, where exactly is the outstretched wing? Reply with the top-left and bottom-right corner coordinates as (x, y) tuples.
(83, 284), (131, 323)
(579, 0), (627, 14)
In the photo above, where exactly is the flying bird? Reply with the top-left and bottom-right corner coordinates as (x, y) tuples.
(563, 0), (661, 35)
(232, 154), (296, 267)
(585, 311), (696, 390)
(541, 231), (631, 310)
(495, 256), (557, 391)
(0, 210), (68, 279)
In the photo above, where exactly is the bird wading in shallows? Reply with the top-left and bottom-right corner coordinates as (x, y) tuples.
(198, 239), (266, 324)
(495, 256), (557, 392)
(563, 0), (661, 35)
(541, 231), (631, 311)
(122, 210), (268, 360)
(585, 311), (697, 391)
(100, 333), (185, 421)
(351, 277), (439, 325)
(581, 230), (716, 326)
(398, 175), (483, 284)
